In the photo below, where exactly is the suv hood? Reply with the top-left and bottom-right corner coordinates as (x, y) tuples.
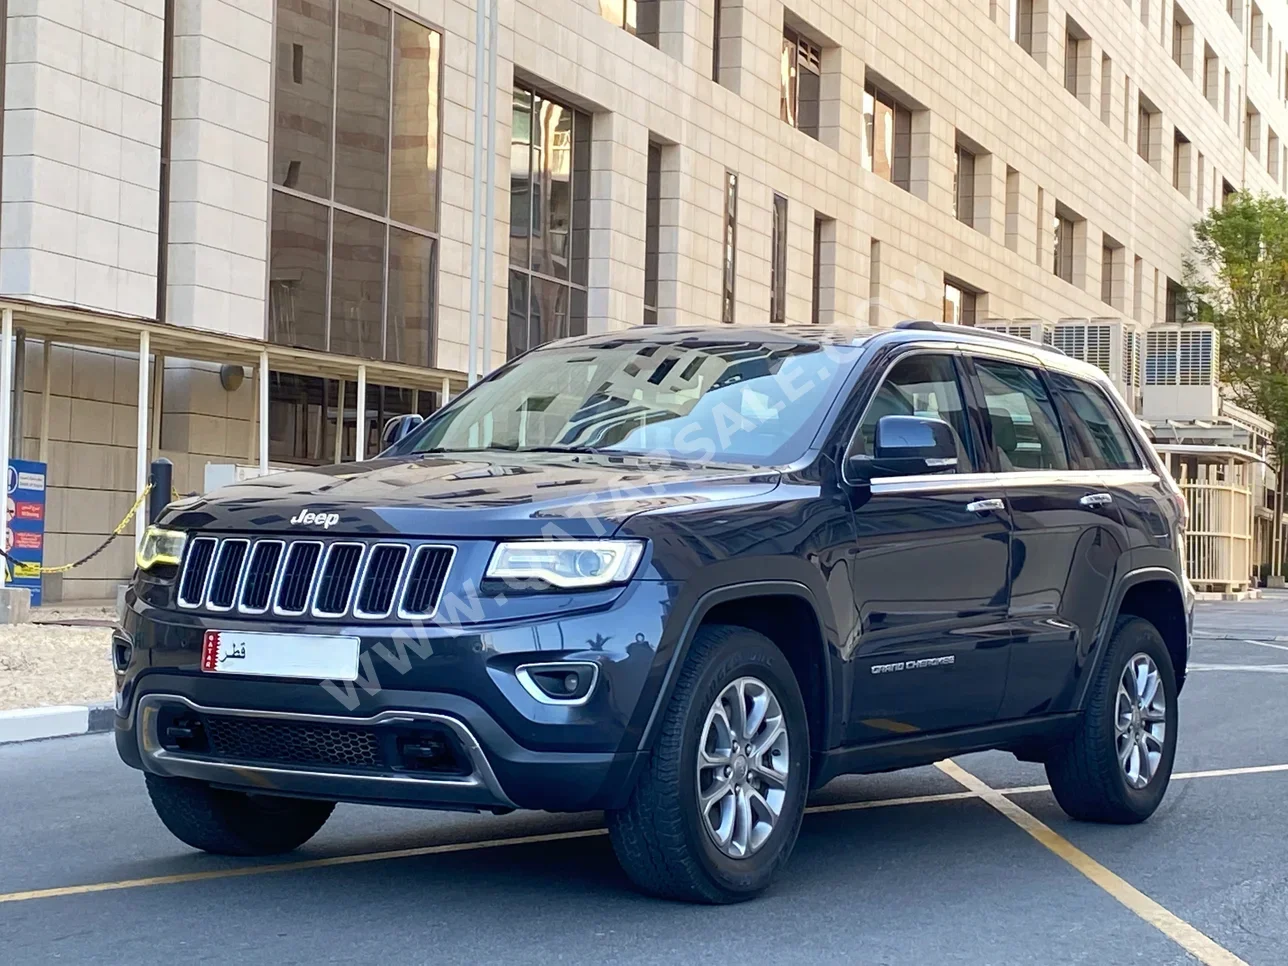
(160, 453), (781, 539)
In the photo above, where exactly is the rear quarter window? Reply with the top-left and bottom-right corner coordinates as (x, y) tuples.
(1049, 373), (1143, 471)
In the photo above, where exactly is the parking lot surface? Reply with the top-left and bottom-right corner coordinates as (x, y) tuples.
(1, 596), (1286, 965)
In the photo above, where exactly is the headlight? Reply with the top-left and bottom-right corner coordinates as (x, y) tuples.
(485, 540), (644, 589)
(136, 527), (187, 571)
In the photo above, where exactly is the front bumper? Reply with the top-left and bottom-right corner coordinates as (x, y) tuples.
(115, 580), (681, 812)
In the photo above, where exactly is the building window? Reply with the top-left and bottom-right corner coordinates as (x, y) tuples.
(712, 0), (723, 82)
(1204, 45), (1219, 108)
(862, 81), (912, 190)
(1224, 68), (1232, 122)
(1251, 3), (1264, 60)
(1196, 151), (1206, 208)
(1064, 18), (1088, 100)
(1137, 93), (1159, 164)
(643, 143), (661, 325)
(781, 27), (821, 139)
(507, 88), (590, 357)
(1172, 5), (1193, 75)
(600, 1), (659, 47)
(1269, 130), (1281, 180)
(1053, 207), (1076, 283)
(722, 171), (738, 323)
(1165, 279), (1188, 324)
(1246, 101), (1262, 157)
(1222, 177), (1236, 206)
(811, 214), (834, 325)
(1013, 0), (1035, 55)
(269, 0), (442, 367)
(1100, 54), (1113, 125)
(1140, 0), (1150, 29)
(1173, 129), (1191, 195)
(954, 141), (976, 227)
(943, 277), (978, 326)
(770, 194), (788, 323)
(1101, 236), (1122, 306)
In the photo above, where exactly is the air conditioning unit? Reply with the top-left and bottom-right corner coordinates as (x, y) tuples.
(1052, 319), (1143, 412)
(1141, 325), (1220, 420)
(977, 319), (1054, 345)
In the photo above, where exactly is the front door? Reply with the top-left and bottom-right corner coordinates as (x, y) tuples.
(968, 358), (1127, 719)
(844, 352), (1012, 743)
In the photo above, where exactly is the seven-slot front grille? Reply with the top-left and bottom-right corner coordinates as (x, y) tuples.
(176, 536), (454, 620)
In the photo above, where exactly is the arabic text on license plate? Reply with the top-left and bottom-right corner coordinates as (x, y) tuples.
(200, 630), (361, 681)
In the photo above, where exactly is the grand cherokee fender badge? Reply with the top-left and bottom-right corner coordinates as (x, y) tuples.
(871, 655), (955, 675)
(290, 509), (341, 529)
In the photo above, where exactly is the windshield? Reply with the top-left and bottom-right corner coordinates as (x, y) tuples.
(390, 337), (862, 465)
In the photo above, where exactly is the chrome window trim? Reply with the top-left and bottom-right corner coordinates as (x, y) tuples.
(869, 468), (1159, 496)
(841, 345), (974, 487)
(352, 542), (413, 620)
(515, 661), (601, 707)
(176, 536), (219, 609)
(272, 539), (325, 617)
(205, 538), (251, 613)
(237, 539), (287, 615)
(396, 544), (457, 620)
(310, 541), (367, 618)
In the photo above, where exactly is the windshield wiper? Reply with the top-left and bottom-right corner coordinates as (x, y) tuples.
(518, 445), (603, 455)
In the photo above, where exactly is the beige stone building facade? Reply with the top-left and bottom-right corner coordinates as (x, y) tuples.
(0, 0), (1285, 599)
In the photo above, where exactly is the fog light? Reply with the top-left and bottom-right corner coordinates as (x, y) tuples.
(111, 634), (133, 673)
(517, 662), (599, 705)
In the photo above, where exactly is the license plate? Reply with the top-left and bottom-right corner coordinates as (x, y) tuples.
(201, 630), (361, 681)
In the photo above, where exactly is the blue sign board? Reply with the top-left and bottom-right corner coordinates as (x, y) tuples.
(6, 459), (46, 606)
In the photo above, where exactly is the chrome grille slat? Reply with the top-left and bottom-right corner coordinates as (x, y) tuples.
(177, 537), (218, 608)
(399, 545), (455, 618)
(354, 544), (409, 619)
(275, 541), (324, 616)
(311, 543), (365, 617)
(178, 537), (454, 621)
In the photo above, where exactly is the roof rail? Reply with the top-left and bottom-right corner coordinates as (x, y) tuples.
(893, 320), (1068, 356)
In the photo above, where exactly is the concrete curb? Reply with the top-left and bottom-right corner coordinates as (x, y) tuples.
(0, 703), (114, 745)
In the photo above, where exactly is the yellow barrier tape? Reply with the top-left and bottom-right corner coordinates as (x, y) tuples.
(28, 484), (153, 575)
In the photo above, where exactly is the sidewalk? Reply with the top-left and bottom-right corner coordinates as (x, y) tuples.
(1191, 589), (1288, 642)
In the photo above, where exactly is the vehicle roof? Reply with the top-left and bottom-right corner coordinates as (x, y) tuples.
(551, 322), (1109, 382)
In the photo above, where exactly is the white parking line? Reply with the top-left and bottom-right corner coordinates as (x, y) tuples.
(1188, 663), (1288, 674)
(1242, 639), (1288, 653)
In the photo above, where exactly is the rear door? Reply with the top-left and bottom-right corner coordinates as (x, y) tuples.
(966, 356), (1126, 719)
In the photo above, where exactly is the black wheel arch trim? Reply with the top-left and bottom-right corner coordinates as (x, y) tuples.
(1076, 566), (1189, 710)
(635, 579), (839, 760)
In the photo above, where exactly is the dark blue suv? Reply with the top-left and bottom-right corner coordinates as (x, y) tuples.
(117, 322), (1192, 902)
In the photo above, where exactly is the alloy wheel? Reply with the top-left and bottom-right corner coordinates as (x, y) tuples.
(695, 676), (791, 859)
(1115, 653), (1167, 789)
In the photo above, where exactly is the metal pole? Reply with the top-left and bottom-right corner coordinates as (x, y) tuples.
(333, 379), (345, 464)
(37, 340), (51, 465)
(355, 366), (367, 461)
(12, 329), (25, 458)
(482, 0), (498, 378)
(0, 309), (13, 589)
(258, 351), (269, 472)
(135, 331), (150, 552)
(467, 0), (486, 386)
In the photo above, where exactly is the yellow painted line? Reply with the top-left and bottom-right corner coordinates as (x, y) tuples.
(935, 759), (1250, 966)
(1, 761), (1284, 907)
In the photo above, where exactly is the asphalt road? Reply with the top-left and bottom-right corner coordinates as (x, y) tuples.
(2, 598), (1287, 966)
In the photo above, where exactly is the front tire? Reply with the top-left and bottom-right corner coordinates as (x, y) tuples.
(145, 774), (335, 856)
(607, 624), (809, 903)
(1045, 616), (1178, 824)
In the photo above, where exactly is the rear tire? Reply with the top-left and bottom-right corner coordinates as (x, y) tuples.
(145, 774), (335, 856)
(1045, 616), (1178, 824)
(607, 624), (810, 903)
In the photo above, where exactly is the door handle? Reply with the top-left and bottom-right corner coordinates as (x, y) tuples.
(1080, 492), (1114, 508)
(966, 498), (1005, 514)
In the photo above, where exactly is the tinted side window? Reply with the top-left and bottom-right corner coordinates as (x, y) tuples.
(854, 354), (974, 472)
(973, 359), (1068, 471)
(1050, 373), (1143, 471)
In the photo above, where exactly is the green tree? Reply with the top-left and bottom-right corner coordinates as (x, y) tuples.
(1187, 192), (1288, 444)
